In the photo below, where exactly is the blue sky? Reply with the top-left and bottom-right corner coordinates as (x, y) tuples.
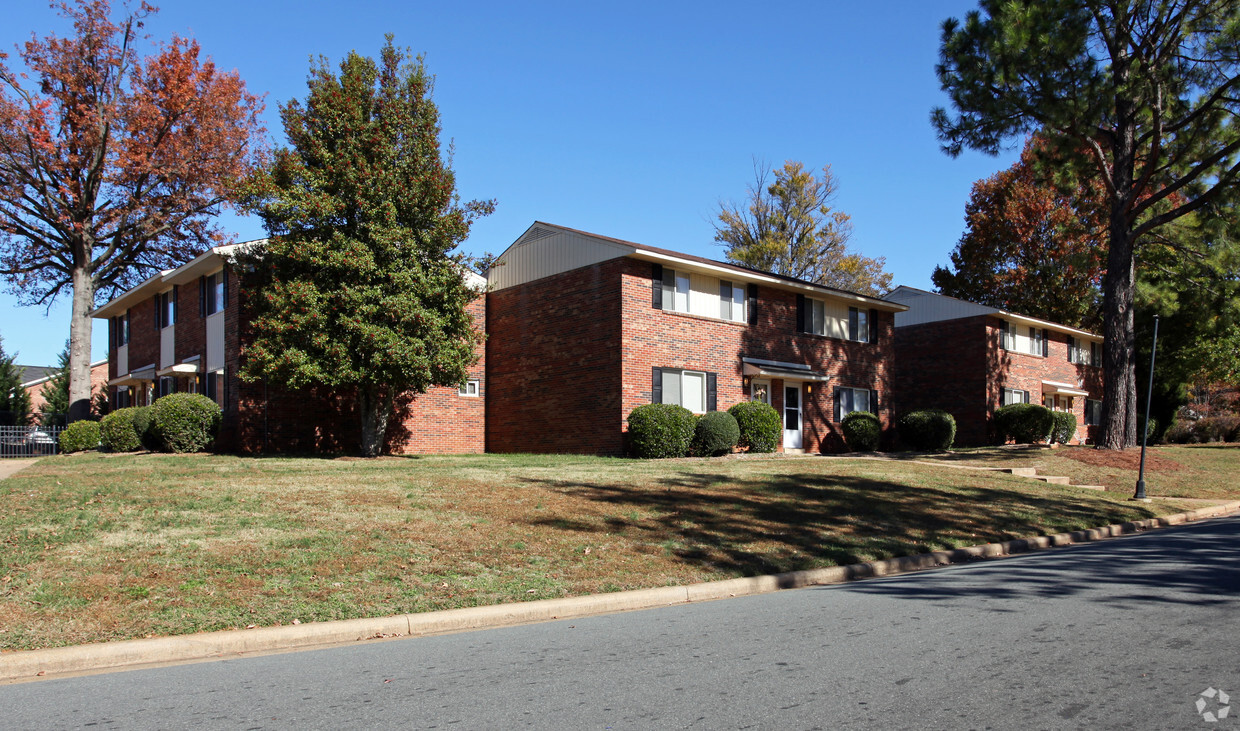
(1, 0), (1020, 367)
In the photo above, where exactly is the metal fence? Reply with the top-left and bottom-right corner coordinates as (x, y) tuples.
(0, 424), (63, 458)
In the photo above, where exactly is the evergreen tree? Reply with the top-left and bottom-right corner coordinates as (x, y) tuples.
(0, 336), (32, 426)
(239, 38), (494, 457)
(38, 343), (71, 425)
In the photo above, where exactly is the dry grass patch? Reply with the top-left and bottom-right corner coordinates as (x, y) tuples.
(0, 449), (1232, 650)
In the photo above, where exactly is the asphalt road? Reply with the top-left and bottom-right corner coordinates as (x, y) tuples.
(4, 514), (1240, 729)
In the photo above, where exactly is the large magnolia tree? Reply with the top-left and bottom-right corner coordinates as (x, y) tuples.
(0, 0), (264, 421)
(239, 38), (494, 457)
(934, 0), (1240, 449)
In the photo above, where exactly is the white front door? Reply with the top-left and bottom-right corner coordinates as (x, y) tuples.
(783, 385), (802, 449)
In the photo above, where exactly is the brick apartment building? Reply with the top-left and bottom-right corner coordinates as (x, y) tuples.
(486, 223), (907, 455)
(20, 360), (109, 416)
(886, 286), (1105, 446)
(91, 242), (486, 454)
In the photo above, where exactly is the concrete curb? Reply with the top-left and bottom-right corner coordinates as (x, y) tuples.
(4, 499), (1239, 683)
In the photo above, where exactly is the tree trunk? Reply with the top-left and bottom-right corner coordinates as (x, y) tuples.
(358, 386), (393, 457)
(67, 266), (96, 424)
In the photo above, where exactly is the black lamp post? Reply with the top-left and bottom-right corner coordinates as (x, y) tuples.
(1133, 314), (1159, 502)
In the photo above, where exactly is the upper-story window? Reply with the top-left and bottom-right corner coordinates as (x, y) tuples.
(115, 312), (130, 346)
(1000, 320), (1047, 357)
(654, 265), (748, 324)
(203, 271), (227, 316)
(1068, 336), (1101, 366)
(156, 289), (176, 329)
(800, 297), (878, 343)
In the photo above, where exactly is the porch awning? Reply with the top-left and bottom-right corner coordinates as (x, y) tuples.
(108, 365), (157, 387)
(1042, 380), (1089, 397)
(157, 363), (200, 377)
(741, 357), (831, 382)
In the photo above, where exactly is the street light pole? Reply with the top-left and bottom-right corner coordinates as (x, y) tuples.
(1133, 314), (1160, 502)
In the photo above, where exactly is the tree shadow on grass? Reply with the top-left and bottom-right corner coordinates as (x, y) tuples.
(833, 515), (1240, 608)
(520, 470), (1158, 580)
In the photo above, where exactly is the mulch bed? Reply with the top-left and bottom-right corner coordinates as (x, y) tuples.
(1060, 447), (1187, 472)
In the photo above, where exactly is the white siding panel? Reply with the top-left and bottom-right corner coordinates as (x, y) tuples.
(824, 299), (850, 339)
(160, 326), (175, 369)
(489, 228), (631, 290)
(689, 273), (718, 318)
(206, 312), (225, 372)
(117, 344), (128, 375)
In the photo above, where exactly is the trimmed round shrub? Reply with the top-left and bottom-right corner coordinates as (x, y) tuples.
(841, 410), (881, 452)
(897, 409), (956, 451)
(1049, 410), (1078, 444)
(99, 407), (145, 452)
(994, 403), (1055, 444)
(129, 405), (157, 449)
(152, 393), (222, 453)
(728, 401), (781, 453)
(627, 403), (696, 458)
(691, 410), (741, 457)
(58, 420), (101, 454)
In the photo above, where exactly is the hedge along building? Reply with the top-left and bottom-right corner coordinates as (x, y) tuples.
(885, 286), (1105, 447)
(91, 241), (487, 454)
(486, 222), (907, 455)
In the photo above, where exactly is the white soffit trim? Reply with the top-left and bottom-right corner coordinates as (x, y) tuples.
(157, 363), (200, 377)
(1042, 380), (1090, 396)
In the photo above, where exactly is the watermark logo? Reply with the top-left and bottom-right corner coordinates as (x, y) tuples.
(1197, 688), (1231, 723)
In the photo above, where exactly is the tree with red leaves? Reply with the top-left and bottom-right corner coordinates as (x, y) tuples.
(0, 0), (264, 421)
(932, 137), (1109, 331)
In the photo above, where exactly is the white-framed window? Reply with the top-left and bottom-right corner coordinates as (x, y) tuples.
(1030, 327), (1043, 356)
(808, 298), (827, 336)
(835, 386), (872, 421)
(203, 271), (226, 316)
(849, 307), (870, 343)
(1000, 321), (1046, 356)
(1085, 399), (1103, 425)
(718, 280), (746, 323)
(458, 379), (480, 397)
(661, 369), (707, 413)
(1002, 388), (1030, 406)
(157, 289), (176, 328)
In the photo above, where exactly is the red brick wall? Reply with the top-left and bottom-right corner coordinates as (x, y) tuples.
(24, 362), (108, 413)
(485, 259), (625, 454)
(894, 316), (992, 446)
(618, 259), (894, 454)
(893, 315), (1104, 446)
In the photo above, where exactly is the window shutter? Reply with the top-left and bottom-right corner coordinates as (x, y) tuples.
(747, 284), (758, 326)
(719, 280), (731, 320)
(222, 268), (229, 307)
(651, 264), (663, 309)
(869, 308), (879, 344)
(172, 285), (179, 322)
(651, 367), (662, 404)
(833, 386), (842, 422)
(154, 296), (161, 330)
(848, 307), (859, 340)
(199, 276), (207, 318)
(1042, 329), (1049, 357)
(1067, 336), (1075, 363)
(870, 389), (879, 416)
(706, 372), (717, 411)
(999, 320), (1008, 349)
(796, 294), (806, 333)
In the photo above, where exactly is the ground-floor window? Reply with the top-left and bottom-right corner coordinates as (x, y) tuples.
(1002, 388), (1030, 406)
(113, 387), (131, 410)
(750, 380), (771, 404)
(458, 379), (480, 397)
(833, 386), (875, 421)
(1084, 399), (1103, 425)
(653, 368), (716, 414)
(204, 369), (224, 407)
(158, 376), (176, 398)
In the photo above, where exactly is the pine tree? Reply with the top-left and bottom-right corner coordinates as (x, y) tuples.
(0, 336), (32, 427)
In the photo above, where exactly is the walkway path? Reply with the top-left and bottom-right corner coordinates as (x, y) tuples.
(0, 458), (38, 480)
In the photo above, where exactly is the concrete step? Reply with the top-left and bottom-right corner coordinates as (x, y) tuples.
(1072, 484), (1107, 491)
(783, 448), (806, 455)
(1005, 467), (1038, 477)
(1032, 475), (1071, 485)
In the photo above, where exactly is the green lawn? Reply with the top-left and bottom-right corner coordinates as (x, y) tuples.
(0, 447), (1234, 651)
